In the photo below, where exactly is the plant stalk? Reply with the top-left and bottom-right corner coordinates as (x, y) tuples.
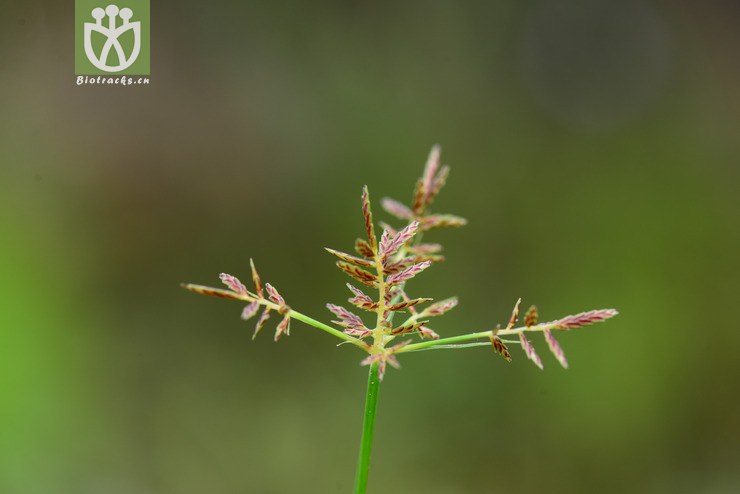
(354, 361), (381, 494)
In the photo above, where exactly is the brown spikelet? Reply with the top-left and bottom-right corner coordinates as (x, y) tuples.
(387, 298), (433, 312)
(490, 332), (512, 362)
(361, 186), (377, 252)
(396, 287), (419, 316)
(325, 248), (375, 268)
(354, 239), (375, 258)
(411, 178), (426, 215)
(181, 284), (246, 301)
(524, 305), (538, 328)
(250, 259), (264, 298)
(336, 261), (378, 287)
(507, 298), (522, 329)
(390, 321), (428, 336)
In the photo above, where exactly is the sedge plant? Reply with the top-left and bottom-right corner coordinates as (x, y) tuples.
(182, 146), (618, 493)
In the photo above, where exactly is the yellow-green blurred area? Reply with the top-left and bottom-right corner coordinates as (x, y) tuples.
(1, 1), (739, 492)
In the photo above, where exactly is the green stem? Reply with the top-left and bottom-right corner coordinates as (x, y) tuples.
(395, 323), (560, 354)
(180, 283), (368, 350)
(354, 361), (381, 494)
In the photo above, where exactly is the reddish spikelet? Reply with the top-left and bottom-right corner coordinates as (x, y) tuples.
(419, 214), (467, 231)
(265, 283), (285, 306)
(275, 314), (291, 341)
(378, 229), (392, 258)
(519, 333), (544, 369)
(347, 283), (378, 310)
(219, 273), (247, 294)
(507, 298), (522, 329)
(380, 221), (419, 259)
(326, 303), (366, 330)
(554, 309), (619, 330)
(426, 165), (450, 206)
(354, 239), (375, 258)
(361, 186), (377, 252)
(360, 353), (391, 381)
(422, 297), (458, 317)
(241, 300), (260, 321)
(249, 259), (264, 298)
(387, 298), (433, 312)
(253, 307), (271, 339)
(524, 305), (538, 327)
(418, 325), (440, 339)
(378, 222), (398, 237)
(544, 329), (568, 369)
(390, 321), (427, 336)
(386, 260), (432, 286)
(490, 333), (512, 362)
(336, 261), (378, 287)
(381, 197), (414, 220)
(344, 327), (372, 338)
(407, 243), (443, 255)
(420, 145), (441, 205)
(325, 248), (375, 268)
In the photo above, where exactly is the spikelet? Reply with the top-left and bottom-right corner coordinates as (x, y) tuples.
(420, 297), (458, 317)
(519, 333), (543, 370)
(554, 309), (619, 330)
(490, 330), (512, 362)
(265, 283), (285, 306)
(385, 260), (431, 286)
(253, 307), (271, 339)
(250, 259), (264, 298)
(387, 298), (432, 312)
(381, 197), (414, 220)
(336, 261), (378, 287)
(354, 238), (375, 258)
(379, 221), (419, 259)
(275, 314), (291, 341)
(219, 273), (247, 294)
(326, 304), (367, 331)
(325, 248), (375, 268)
(361, 186), (377, 252)
(241, 300), (260, 321)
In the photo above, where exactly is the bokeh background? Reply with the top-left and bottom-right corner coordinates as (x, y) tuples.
(2, 1), (739, 493)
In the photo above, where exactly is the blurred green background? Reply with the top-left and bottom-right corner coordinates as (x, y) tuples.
(2, 1), (739, 493)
